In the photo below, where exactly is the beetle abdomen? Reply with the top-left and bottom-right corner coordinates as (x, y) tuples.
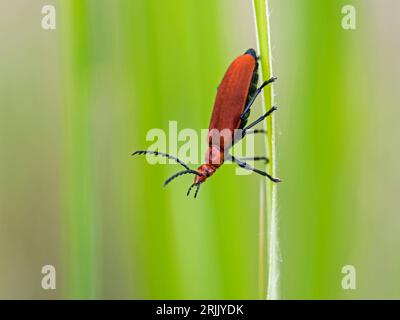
(208, 50), (257, 149)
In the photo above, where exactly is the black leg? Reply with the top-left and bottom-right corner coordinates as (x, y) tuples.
(229, 155), (281, 183)
(232, 126), (269, 146)
(245, 129), (267, 135)
(240, 76), (277, 119)
(238, 156), (269, 164)
(243, 106), (277, 133)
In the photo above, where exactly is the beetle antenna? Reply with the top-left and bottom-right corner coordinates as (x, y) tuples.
(163, 170), (203, 187)
(132, 150), (191, 170)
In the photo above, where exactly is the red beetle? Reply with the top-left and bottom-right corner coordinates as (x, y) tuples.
(133, 49), (281, 197)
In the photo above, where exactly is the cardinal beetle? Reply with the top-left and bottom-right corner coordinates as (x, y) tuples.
(133, 48), (281, 197)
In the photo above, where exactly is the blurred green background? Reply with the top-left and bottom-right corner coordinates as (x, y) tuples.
(0, 0), (399, 299)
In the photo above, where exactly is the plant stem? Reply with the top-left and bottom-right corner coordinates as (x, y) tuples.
(252, 0), (280, 300)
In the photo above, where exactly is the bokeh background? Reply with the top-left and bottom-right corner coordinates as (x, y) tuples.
(0, 0), (399, 299)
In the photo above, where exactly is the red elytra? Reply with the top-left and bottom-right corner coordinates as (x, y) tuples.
(133, 49), (280, 198)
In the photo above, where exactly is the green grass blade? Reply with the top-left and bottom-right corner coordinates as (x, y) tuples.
(252, 0), (280, 300)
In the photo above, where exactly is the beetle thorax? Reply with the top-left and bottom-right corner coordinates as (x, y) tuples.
(205, 145), (224, 167)
(193, 146), (223, 185)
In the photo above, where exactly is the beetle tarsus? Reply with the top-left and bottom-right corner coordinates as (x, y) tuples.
(239, 156), (269, 164)
(246, 129), (267, 135)
(230, 155), (281, 183)
(243, 106), (277, 132)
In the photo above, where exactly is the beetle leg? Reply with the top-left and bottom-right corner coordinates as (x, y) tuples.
(243, 106), (277, 133)
(240, 76), (277, 119)
(233, 129), (267, 146)
(232, 129), (267, 146)
(238, 156), (269, 164)
(229, 155), (281, 183)
(245, 129), (267, 135)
